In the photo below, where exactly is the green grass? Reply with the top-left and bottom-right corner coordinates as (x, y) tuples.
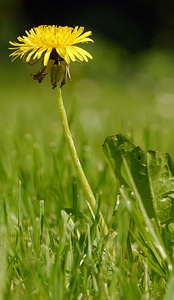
(1, 38), (174, 299)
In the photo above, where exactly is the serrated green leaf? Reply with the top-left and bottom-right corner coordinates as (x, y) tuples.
(102, 133), (174, 226)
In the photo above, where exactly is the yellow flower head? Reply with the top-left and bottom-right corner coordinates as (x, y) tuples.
(9, 25), (94, 88)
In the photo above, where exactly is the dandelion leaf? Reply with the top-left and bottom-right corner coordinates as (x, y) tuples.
(102, 133), (174, 226)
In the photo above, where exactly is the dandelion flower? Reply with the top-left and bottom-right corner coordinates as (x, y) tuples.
(9, 25), (94, 88)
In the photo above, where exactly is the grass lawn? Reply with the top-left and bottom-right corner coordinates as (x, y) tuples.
(1, 38), (174, 299)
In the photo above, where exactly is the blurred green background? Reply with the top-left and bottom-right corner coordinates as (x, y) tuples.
(1, 0), (174, 160)
(1, 3), (174, 297)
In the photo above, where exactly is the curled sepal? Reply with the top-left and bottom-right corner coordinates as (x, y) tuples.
(32, 49), (71, 88)
(32, 59), (55, 83)
(50, 60), (71, 89)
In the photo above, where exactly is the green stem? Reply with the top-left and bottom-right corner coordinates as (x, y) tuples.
(56, 87), (108, 236)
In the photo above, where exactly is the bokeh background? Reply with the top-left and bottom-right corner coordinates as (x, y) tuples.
(1, 0), (174, 157)
(2, 0), (174, 51)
